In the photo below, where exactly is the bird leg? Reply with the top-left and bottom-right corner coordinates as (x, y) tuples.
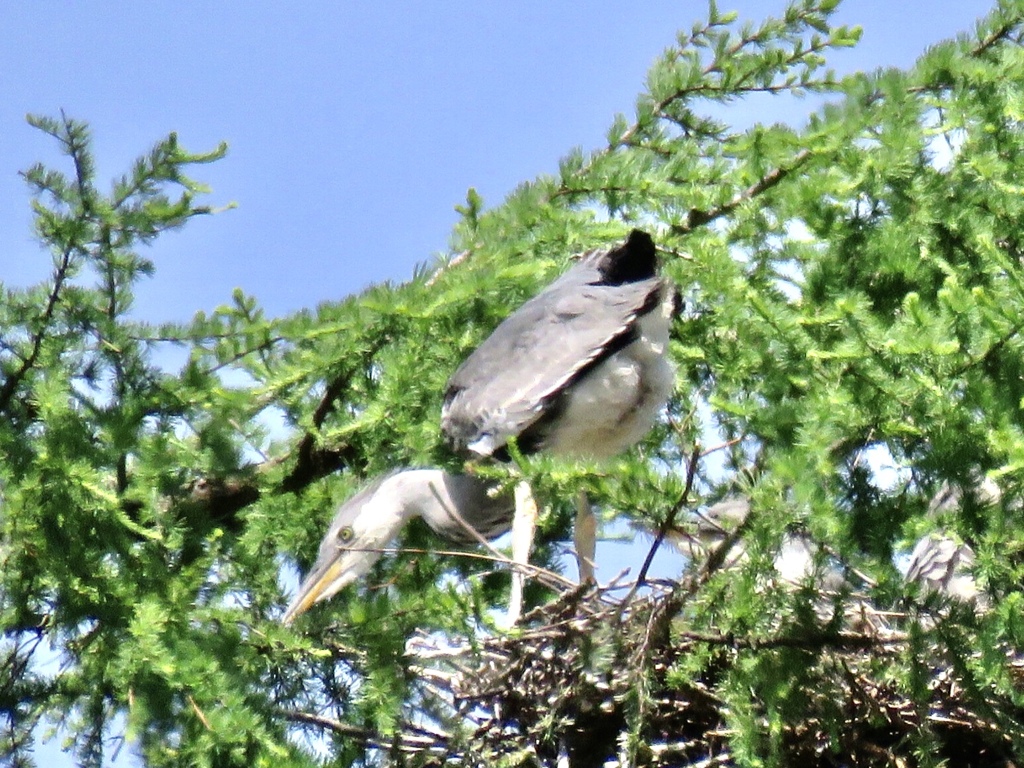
(506, 480), (538, 626)
(574, 489), (596, 583)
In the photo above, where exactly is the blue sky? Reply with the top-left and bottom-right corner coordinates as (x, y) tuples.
(1, 2), (997, 322)
(0, 1), (997, 765)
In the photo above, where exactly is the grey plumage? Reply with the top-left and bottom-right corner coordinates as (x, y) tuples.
(903, 478), (997, 605)
(905, 533), (981, 603)
(675, 496), (846, 591)
(441, 230), (677, 460)
(926, 476), (1001, 517)
(282, 469), (514, 624)
(673, 496), (750, 571)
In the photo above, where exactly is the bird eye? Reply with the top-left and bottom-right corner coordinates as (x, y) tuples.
(337, 527), (355, 544)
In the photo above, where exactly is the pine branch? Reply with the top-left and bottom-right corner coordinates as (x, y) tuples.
(134, 335), (389, 535)
(279, 355), (379, 494)
(183, 475), (262, 527)
(634, 447), (701, 588)
(281, 709), (451, 754)
(674, 148), (813, 233)
(62, 111), (93, 212)
(674, 628), (910, 651)
(613, 18), (841, 150)
(973, 19), (1018, 56)
(550, 184), (634, 201)
(0, 243), (76, 414)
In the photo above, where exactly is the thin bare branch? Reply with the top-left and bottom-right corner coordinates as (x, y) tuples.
(634, 446), (702, 589)
(675, 148), (814, 233)
(0, 243), (77, 413)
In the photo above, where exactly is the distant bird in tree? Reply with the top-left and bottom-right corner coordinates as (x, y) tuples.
(441, 229), (677, 609)
(673, 495), (846, 593)
(282, 469), (514, 624)
(673, 494), (899, 633)
(671, 496), (751, 573)
(905, 533), (982, 604)
(904, 478), (998, 607)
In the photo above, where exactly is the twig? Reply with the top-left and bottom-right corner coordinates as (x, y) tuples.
(281, 709), (448, 753)
(674, 629), (910, 651)
(674, 148), (813, 234)
(634, 447), (702, 589)
(0, 243), (77, 413)
(973, 20), (1016, 56)
(342, 545), (576, 591)
(187, 696), (212, 731)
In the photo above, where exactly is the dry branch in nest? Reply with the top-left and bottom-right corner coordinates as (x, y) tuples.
(392, 576), (1024, 767)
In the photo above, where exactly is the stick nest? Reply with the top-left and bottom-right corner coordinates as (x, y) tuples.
(402, 578), (1024, 767)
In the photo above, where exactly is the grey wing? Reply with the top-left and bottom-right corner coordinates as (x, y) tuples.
(441, 272), (664, 456)
(905, 535), (963, 588)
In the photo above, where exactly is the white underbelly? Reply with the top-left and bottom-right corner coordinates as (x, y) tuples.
(544, 301), (674, 459)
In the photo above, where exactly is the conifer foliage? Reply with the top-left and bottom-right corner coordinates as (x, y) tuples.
(4, 2), (1024, 765)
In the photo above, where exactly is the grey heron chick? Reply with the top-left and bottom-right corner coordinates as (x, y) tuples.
(674, 496), (846, 592)
(441, 229), (677, 460)
(903, 478), (998, 606)
(905, 533), (982, 604)
(672, 496), (751, 572)
(671, 495), (883, 628)
(282, 469), (514, 624)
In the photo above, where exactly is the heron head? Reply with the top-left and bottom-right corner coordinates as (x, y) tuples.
(282, 476), (409, 624)
(281, 469), (513, 624)
(676, 497), (749, 548)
